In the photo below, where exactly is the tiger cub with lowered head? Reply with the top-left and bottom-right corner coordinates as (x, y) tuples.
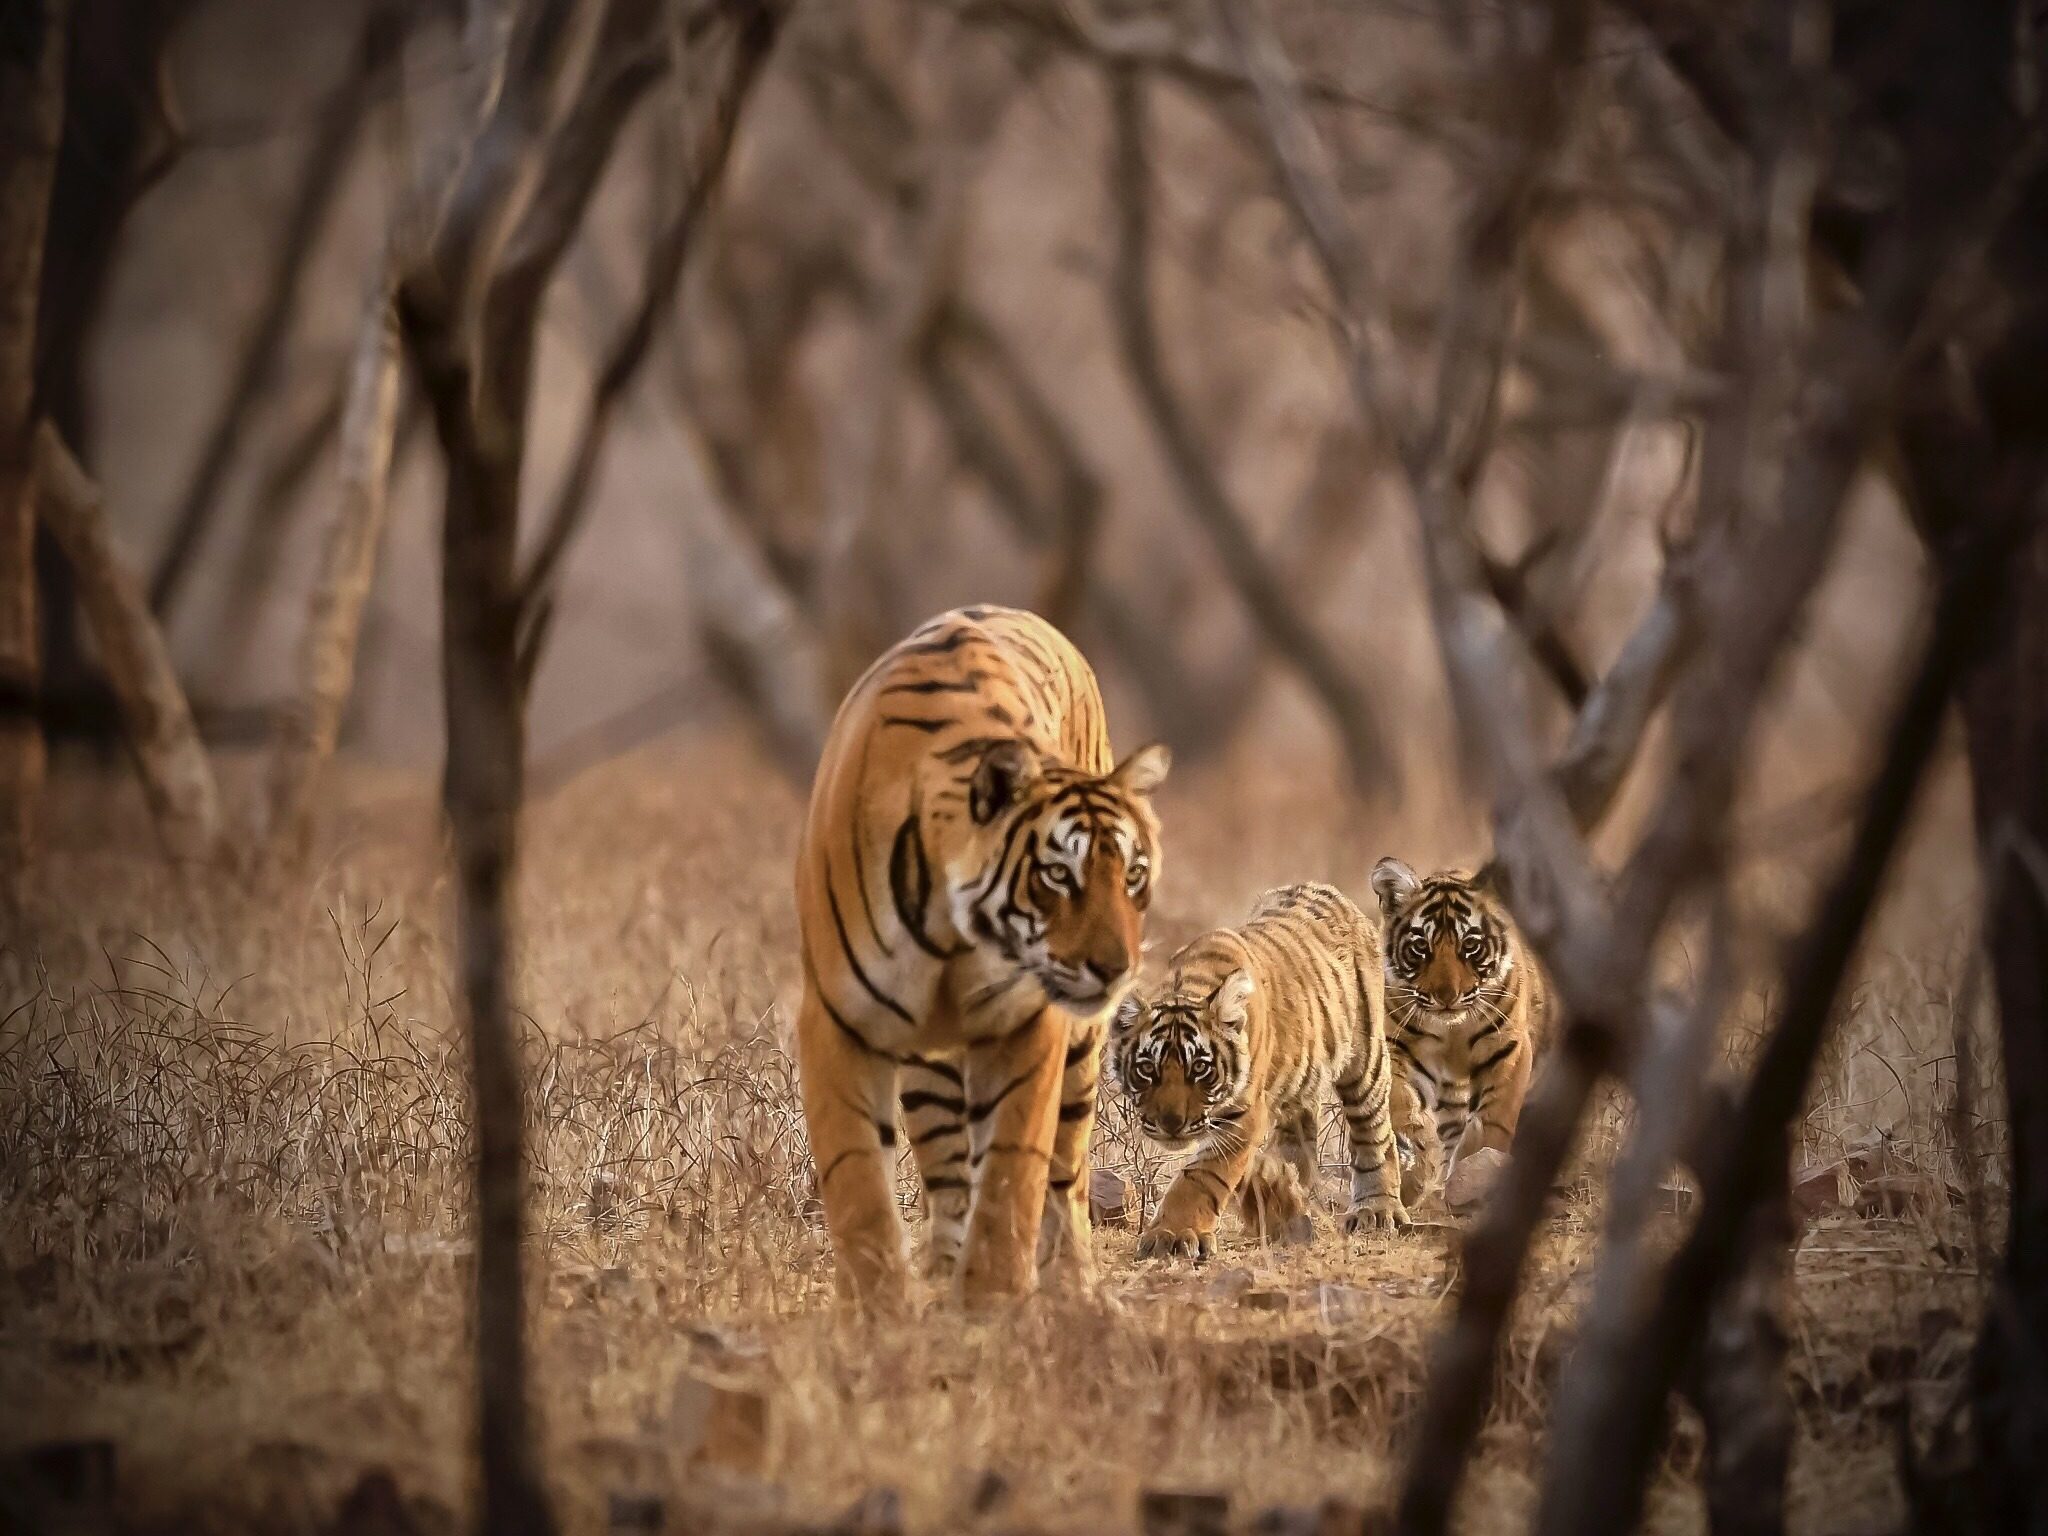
(1111, 882), (1407, 1259)
(1371, 858), (1551, 1200)
(795, 605), (1170, 1311)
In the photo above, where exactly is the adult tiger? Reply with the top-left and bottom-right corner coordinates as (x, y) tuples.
(1111, 882), (1408, 1259)
(794, 605), (1169, 1309)
(1371, 858), (1552, 1200)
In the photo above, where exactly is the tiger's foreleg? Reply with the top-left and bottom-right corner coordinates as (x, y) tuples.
(1450, 1031), (1532, 1178)
(1335, 1035), (1407, 1232)
(797, 986), (912, 1314)
(901, 1054), (970, 1279)
(1238, 1105), (1317, 1245)
(1037, 1016), (1102, 1288)
(1138, 1101), (1269, 1261)
(959, 1007), (1065, 1303)
(1392, 1070), (1441, 1207)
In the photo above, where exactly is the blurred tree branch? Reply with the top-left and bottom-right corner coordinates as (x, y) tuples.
(516, 0), (786, 679)
(1107, 63), (1390, 788)
(149, 3), (403, 620)
(33, 421), (221, 864)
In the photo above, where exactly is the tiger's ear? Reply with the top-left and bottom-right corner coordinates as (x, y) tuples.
(1110, 742), (1171, 797)
(1371, 857), (1420, 921)
(970, 740), (1042, 824)
(1112, 991), (1145, 1037)
(1211, 969), (1256, 1031)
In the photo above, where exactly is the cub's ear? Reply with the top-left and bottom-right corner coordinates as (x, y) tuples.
(1110, 742), (1172, 797)
(1112, 991), (1145, 1037)
(1211, 969), (1256, 1031)
(1371, 857), (1420, 921)
(970, 740), (1042, 824)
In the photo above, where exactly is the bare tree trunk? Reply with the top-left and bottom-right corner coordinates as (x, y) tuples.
(411, 318), (544, 1536)
(0, 0), (69, 876)
(395, 5), (666, 1530)
(259, 285), (402, 866)
(31, 422), (220, 863)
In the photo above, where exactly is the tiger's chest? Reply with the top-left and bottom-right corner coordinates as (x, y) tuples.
(1397, 1009), (1518, 1101)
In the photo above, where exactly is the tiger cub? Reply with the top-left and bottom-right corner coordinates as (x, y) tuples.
(794, 605), (1170, 1311)
(1111, 882), (1407, 1259)
(1371, 858), (1551, 1200)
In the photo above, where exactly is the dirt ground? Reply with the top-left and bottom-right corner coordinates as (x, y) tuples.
(0, 732), (1993, 1535)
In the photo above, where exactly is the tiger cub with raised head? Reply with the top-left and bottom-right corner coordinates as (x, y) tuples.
(1111, 882), (1407, 1259)
(795, 605), (1170, 1311)
(1371, 858), (1551, 1200)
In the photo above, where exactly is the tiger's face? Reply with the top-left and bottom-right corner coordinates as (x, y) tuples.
(947, 740), (1170, 1011)
(1110, 967), (1256, 1150)
(1372, 858), (1514, 1017)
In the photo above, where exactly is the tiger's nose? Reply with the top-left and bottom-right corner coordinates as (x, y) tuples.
(1087, 953), (1131, 988)
(1154, 1110), (1189, 1137)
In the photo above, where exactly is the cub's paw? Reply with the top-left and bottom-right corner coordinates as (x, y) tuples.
(1136, 1225), (1216, 1261)
(1343, 1199), (1409, 1235)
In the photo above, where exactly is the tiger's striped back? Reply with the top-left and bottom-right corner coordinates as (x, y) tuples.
(1112, 882), (1407, 1257)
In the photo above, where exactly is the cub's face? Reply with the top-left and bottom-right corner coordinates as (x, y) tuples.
(1372, 857), (1513, 1015)
(948, 740), (1170, 1011)
(1111, 969), (1255, 1150)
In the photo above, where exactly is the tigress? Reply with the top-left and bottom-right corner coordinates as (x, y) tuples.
(794, 605), (1169, 1310)
(1110, 882), (1407, 1259)
(1371, 858), (1552, 1201)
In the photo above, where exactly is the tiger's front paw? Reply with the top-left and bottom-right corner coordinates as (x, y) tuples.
(1136, 1224), (1216, 1261)
(1343, 1197), (1409, 1234)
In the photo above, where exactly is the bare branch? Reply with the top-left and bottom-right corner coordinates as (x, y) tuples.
(517, 0), (785, 637)
(1106, 64), (1389, 788)
(663, 408), (831, 777)
(1539, 492), (2031, 1536)
(149, 4), (400, 619)
(260, 284), (403, 865)
(920, 298), (1252, 749)
(33, 422), (221, 864)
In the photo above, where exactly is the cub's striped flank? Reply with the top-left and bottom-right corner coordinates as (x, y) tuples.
(1112, 881), (1408, 1259)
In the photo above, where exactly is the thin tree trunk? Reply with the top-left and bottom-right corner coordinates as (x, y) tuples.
(411, 318), (543, 1536)
(33, 422), (220, 863)
(259, 284), (402, 867)
(0, 0), (69, 875)
(394, 5), (642, 1530)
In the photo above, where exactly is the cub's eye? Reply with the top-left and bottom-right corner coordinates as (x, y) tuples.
(1124, 860), (1149, 896)
(1038, 863), (1075, 895)
(1401, 935), (1428, 966)
(1461, 933), (1486, 960)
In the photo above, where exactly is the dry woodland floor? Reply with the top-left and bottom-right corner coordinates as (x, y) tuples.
(0, 732), (1997, 1536)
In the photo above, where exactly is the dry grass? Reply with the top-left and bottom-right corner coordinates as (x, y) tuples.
(0, 732), (1996, 1535)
